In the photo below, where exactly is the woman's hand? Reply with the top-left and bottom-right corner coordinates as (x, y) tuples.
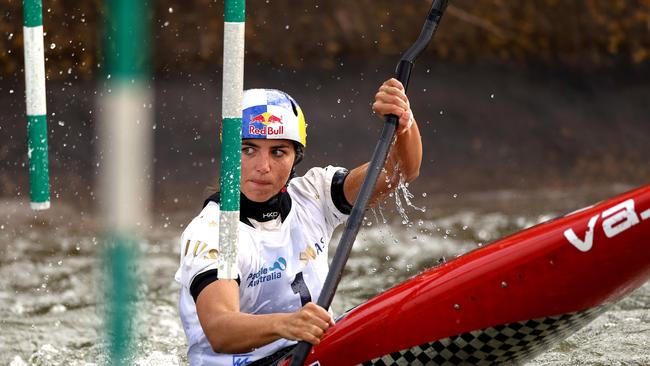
(372, 78), (414, 135)
(343, 77), (422, 206)
(276, 302), (335, 345)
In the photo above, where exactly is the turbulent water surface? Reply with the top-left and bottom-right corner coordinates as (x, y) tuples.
(1, 184), (648, 365)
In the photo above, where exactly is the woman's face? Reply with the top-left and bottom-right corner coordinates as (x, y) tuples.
(240, 139), (295, 202)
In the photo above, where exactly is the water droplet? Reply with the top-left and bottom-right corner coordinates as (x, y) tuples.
(421, 192), (427, 197)
(454, 304), (461, 310)
(501, 281), (508, 288)
(490, 93), (495, 99)
(9, 89), (14, 94)
(385, 255), (391, 261)
(50, 43), (56, 49)
(336, 98), (341, 104)
(439, 110), (444, 115)
(168, 7), (173, 13)
(452, 193), (458, 198)
(57, 121), (65, 126)
(285, 25), (290, 30)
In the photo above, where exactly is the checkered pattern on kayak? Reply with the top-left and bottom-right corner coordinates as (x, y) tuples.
(360, 307), (604, 366)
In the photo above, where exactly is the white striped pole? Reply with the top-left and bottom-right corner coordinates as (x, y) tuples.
(98, 0), (152, 364)
(218, 0), (246, 279)
(22, 0), (50, 210)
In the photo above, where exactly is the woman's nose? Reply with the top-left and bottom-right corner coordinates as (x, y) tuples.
(255, 153), (271, 173)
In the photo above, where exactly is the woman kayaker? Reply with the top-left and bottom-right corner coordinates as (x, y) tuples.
(175, 78), (422, 365)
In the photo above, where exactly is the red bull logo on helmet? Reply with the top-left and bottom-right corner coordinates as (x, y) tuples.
(248, 111), (284, 136)
(250, 111), (283, 126)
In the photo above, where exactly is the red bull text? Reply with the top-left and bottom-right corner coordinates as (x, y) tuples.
(249, 125), (284, 136)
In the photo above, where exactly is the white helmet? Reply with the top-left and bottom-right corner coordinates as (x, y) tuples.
(241, 88), (307, 148)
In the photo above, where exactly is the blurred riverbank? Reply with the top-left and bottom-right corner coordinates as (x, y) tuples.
(1, 61), (648, 213)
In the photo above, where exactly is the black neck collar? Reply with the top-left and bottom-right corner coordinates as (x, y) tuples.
(204, 189), (292, 227)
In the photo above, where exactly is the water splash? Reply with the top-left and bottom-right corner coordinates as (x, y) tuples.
(370, 202), (387, 225)
(394, 173), (425, 225)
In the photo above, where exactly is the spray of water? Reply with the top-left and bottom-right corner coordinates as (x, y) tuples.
(394, 172), (426, 225)
(370, 201), (388, 225)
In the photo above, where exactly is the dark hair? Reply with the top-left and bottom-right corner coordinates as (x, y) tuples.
(293, 141), (304, 165)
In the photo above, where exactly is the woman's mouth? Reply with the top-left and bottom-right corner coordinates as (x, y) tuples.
(249, 179), (272, 186)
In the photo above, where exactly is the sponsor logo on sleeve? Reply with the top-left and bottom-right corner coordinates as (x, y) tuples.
(184, 239), (219, 260)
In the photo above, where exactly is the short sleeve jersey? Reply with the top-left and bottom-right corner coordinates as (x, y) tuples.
(175, 166), (350, 366)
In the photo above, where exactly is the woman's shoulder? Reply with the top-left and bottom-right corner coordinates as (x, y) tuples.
(182, 201), (221, 239)
(289, 166), (344, 195)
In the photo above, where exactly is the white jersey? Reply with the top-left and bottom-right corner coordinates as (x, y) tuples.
(175, 166), (349, 366)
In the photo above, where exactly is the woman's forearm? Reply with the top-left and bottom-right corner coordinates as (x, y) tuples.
(387, 116), (422, 182)
(196, 282), (333, 354)
(201, 310), (289, 354)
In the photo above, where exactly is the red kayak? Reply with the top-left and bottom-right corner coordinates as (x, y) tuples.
(280, 184), (650, 365)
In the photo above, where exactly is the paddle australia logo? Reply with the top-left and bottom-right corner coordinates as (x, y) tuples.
(247, 257), (287, 288)
(564, 198), (650, 252)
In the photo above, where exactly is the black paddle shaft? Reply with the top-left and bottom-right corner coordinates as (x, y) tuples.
(288, 1), (448, 365)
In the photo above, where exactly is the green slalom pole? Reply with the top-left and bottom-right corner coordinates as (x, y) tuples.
(99, 0), (152, 364)
(218, 0), (245, 280)
(23, 0), (50, 210)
